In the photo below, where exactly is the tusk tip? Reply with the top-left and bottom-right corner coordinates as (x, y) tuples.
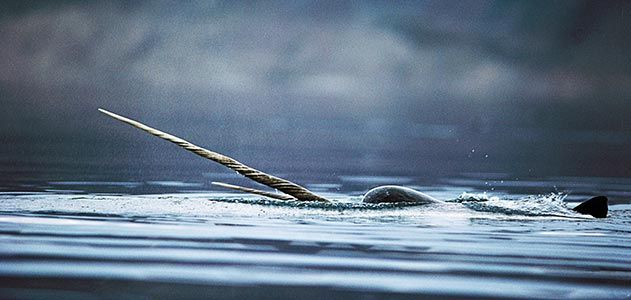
(98, 108), (115, 117)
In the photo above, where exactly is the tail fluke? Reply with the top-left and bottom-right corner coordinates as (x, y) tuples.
(99, 108), (328, 202)
(572, 196), (608, 218)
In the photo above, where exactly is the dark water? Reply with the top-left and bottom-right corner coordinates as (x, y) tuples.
(1, 150), (631, 300)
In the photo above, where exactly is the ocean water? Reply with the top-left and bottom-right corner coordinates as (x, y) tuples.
(1, 167), (631, 300)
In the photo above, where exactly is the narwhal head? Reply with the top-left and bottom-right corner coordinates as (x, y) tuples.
(362, 185), (441, 204)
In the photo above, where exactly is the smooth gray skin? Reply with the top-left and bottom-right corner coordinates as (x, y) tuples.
(362, 185), (442, 204)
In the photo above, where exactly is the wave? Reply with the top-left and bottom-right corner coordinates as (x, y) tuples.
(454, 192), (587, 218)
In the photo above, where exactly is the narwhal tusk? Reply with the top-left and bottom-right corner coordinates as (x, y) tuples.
(211, 181), (296, 201)
(98, 108), (328, 202)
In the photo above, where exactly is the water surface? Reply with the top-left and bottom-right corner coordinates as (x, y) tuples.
(1, 171), (630, 300)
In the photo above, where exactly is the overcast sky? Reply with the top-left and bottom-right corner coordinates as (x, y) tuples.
(1, 1), (630, 177)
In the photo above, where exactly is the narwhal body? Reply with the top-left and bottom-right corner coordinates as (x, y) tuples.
(363, 185), (607, 218)
(98, 109), (608, 218)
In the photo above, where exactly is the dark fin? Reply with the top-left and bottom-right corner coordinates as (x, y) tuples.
(572, 196), (608, 218)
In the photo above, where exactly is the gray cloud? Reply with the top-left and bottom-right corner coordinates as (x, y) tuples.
(1, 0), (589, 107)
(1, 1), (629, 139)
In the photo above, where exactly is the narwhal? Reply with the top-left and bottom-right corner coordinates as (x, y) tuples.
(98, 109), (608, 218)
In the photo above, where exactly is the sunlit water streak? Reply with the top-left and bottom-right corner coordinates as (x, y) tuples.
(1, 179), (631, 300)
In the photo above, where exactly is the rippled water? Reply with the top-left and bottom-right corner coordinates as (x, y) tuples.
(1, 172), (631, 300)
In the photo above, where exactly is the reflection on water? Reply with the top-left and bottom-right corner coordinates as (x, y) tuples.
(1, 173), (631, 299)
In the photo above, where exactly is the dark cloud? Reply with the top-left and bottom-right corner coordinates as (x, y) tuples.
(1, 0), (630, 177)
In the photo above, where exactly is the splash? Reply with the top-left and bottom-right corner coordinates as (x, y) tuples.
(211, 192), (588, 218)
(209, 197), (430, 210)
(456, 192), (587, 218)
